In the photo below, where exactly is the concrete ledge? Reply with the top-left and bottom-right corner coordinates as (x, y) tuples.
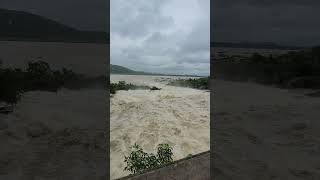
(117, 151), (210, 180)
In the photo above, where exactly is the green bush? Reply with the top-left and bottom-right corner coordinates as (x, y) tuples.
(110, 81), (159, 94)
(0, 68), (25, 104)
(124, 143), (173, 174)
(27, 61), (51, 79)
(0, 60), (106, 105)
(150, 86), (161, 90)
(213, 47), (320, 88)
(168, 77), (209, 89)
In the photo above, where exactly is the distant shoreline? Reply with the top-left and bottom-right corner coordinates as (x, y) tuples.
(211, 42), (304, 50)
(110, 65), (208, 77)
(110, 73), (207, 78)
(0, 38), (109, 44)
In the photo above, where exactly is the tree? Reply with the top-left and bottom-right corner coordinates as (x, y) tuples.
(27, 60), (51, 78)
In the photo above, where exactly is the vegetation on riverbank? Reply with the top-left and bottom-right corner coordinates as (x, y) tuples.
(213, 46), (320, 89)
(167, 77), (209, 90)
(0, 60), (106, 105)
(124, 143), (173, 174)
(110, 81), (160, 94)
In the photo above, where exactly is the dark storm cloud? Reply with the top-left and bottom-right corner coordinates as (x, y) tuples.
(111, 0), (210, 76)
(0, 0), (108, 31)
(111, 0), (173, 38)
(212, 0), (320, 46)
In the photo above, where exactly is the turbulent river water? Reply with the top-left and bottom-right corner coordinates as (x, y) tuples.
(110, 75), (210, 179)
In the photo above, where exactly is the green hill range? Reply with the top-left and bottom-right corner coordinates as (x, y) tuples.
(0, 8), (108, 43)
(111, 64), (154, 75)
(111, 64), (203, 77)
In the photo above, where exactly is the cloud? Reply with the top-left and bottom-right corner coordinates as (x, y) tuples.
(111, 0), (174, 38)
(111, 0), (210, 76)
(212, 0), (320, 46)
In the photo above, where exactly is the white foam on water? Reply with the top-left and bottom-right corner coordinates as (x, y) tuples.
(110, 75), (210, 179)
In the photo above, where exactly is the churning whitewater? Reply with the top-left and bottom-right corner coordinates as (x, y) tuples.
(110, 75), (210, 179)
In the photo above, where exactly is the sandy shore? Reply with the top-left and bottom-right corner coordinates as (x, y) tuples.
(110, 75), (210, 179)
(213, 79), (320, 180)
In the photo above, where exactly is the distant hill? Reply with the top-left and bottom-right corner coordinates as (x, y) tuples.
(111, 64), (204, 77)
(211, 42), (303, 50)
(111, 64), (138, 74)
(0, 8), (108, 43)
(111, 64), (152, 75)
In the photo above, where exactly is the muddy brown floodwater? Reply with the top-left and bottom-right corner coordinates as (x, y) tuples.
(110, 75), (210, 179)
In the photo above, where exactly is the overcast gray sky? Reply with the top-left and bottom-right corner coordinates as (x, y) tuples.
(1, 0), (319, 48)
(212, 0), (320, 47)
(111, 0), (210, 76)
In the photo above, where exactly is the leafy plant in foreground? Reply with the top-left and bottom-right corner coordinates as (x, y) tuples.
(124, 143), (173, 174)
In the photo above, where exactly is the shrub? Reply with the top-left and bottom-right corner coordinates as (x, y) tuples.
(150, 86), (161, 90)
(0, 68), (25, 104)
(0, 60), (106, 106)
(27, 61), (51, 78)
(124, 143), (173, 174)
(157, 144), (173, 164)
(110, 81), (157, 94)
(213, 48), (320, 88)
(168, 77), (209, 89)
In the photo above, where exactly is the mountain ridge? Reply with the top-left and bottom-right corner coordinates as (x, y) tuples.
(111, 64), (204, 77)
(0, 8), (108, 43)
